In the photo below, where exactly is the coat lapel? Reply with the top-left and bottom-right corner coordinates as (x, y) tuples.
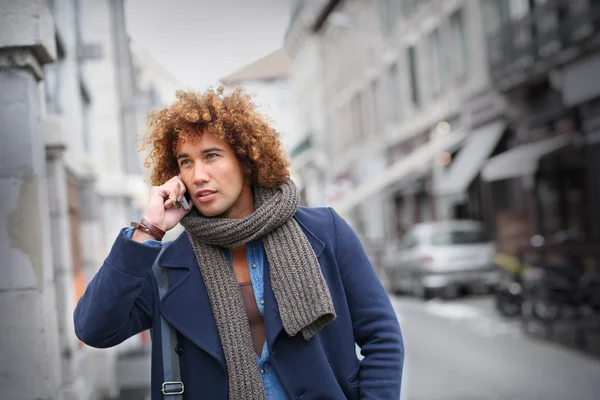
(158, 216), (326, 369)
(158, 232), (226, 370)
(264, 216), (326, 353)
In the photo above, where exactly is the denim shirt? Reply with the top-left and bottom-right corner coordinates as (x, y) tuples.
(124, 228), (288, 399)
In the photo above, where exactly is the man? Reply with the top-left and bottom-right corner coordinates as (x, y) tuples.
(74, 87), (404, 399)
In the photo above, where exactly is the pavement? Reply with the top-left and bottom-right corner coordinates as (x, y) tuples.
(393, 294), (600, 400)
(111, 294), (600, 400)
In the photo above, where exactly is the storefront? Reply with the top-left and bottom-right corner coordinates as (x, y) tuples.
(481, 126), (585, 255)
(434, 89), (508, 225)
(330, 125), (468, 241)
(563, 52), (600, 242)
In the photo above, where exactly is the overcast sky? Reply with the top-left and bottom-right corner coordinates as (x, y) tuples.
(126, 0), (292, 89)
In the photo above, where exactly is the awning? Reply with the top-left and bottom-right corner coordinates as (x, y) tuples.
(436, 121), (505, 196)
(332, 129), (468, 214)
(481, 133), (575, 182)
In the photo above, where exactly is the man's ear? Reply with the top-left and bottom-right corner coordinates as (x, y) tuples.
(243, 165), (254, 183)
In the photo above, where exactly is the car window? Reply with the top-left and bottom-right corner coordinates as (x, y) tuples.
(430, 229), (491, 246)
(402, 233), (419, 249)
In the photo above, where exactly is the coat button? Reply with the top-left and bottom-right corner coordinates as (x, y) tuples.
(260, 369), (266, 375)
(251, 264), (257, 269)
(174, 344), (183, 354)
(260, 299), (264, 305)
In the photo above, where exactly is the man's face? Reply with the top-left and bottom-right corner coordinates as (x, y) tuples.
(176, 131), (254, 218)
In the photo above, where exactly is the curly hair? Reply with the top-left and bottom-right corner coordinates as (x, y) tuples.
(139, 86), (290, 188)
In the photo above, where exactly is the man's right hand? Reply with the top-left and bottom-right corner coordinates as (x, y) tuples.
(133, 175), (192, 242)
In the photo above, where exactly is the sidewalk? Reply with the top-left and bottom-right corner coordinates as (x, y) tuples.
(523, 315), (600, 359)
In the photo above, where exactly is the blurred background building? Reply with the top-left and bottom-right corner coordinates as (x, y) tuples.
(218, 49), (312, 204)
(1, 0), (179, 399)
(285, 0), (600, 257)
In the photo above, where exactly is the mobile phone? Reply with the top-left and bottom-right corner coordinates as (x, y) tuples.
(181, 192), (190, 210)
(177, 174), (191, 210)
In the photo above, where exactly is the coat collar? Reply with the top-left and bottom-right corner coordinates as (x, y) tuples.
(157, 214), (326, 370)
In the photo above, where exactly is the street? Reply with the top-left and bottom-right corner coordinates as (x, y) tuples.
(394, 295), (600, 400)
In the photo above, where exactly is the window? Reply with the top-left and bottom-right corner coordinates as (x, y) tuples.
(351, 93), (364, 140)
(450, 8), (468, 79)
(342, 103), (353, 148)
(378, 0), (393, 35)
(336, 105), (346, 151)
(360, 89), (371, 138)
(400, 232), (419, 249)
(430, 229), (492, 246)
(407, 45), (420, 106)
(509, 0), (530, 21)
(401, 0), (419, 18)
(430, 28), (445, 94)
(370, 78), (381, 135)
(378, 0), (402, 35)
(388, 62), (402, 121)
(44, 33), (66, 114)
(509, 0), (533, 52)
(81, 85), (91, 152)
(327, 112), (339, 154)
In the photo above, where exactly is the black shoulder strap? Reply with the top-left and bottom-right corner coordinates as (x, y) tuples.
(152, 247), (184, 398)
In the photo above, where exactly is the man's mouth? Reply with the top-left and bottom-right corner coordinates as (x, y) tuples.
(195, 189), (217, 202)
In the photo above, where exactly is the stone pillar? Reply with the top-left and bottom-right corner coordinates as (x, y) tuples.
(80, 182), (102, 284)
(0, 1), (62, 399)
(44, 116), (87, 400)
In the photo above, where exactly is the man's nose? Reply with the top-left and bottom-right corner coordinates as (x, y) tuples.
(192, 164), (210, 184)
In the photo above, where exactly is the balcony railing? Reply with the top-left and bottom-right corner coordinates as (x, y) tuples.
(487, 0), (600, 89)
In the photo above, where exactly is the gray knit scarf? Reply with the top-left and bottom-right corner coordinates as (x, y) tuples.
(179, 180), (336, 400)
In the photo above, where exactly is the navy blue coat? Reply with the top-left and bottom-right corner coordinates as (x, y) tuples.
(74, 207), (404, 399)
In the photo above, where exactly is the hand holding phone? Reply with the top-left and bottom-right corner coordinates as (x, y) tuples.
(173, 174), (190, 211)
(142, 174), (192, 233)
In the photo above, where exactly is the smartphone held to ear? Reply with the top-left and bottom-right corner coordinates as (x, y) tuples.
(180, 194), (190, 210)
(175, 174), (191, 210)
(172, 195), (190, 211)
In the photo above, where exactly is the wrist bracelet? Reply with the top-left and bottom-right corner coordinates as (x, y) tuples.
(130, 218), (166, 241)
(130, 221), (155, 239)
(141, 218), (166, 241)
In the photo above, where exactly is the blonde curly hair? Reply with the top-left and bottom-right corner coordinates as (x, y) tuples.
(139, 86), (290, 188)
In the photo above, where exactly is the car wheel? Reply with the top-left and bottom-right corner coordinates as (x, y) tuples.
(412, 280), (433, 300)
(494, 294), (521, 317)
(442, 284), (460, 300)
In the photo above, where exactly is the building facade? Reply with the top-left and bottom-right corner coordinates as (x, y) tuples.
(284, 0), (332, 207)
(298, 0), (503, 248)
(1, 0), (179, 398)
(219, 49), (308, 203)
(287, 0), (600, 265)
(480, 0), (600, 255)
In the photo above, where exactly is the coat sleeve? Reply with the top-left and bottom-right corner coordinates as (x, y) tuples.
(73, 229), (162, 348)
(330, 208), (404, 399)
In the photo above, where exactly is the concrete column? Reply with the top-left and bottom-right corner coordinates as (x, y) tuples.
(0, 2), (62, 399)
(79, 181), (122, 400)
(45, 118), (87, 400)
(80, 182), (102, 284)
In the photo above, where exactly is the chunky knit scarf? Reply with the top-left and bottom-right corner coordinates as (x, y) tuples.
(179, 180), (336, 400)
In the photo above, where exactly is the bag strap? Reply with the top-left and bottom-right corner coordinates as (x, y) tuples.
(152, 247), (184, 398)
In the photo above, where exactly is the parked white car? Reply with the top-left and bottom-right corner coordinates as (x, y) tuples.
(383, 220), (498, 299)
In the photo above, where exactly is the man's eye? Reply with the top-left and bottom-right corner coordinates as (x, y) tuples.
(180, 159), (192, 166)
(206, 153), (218, 160)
